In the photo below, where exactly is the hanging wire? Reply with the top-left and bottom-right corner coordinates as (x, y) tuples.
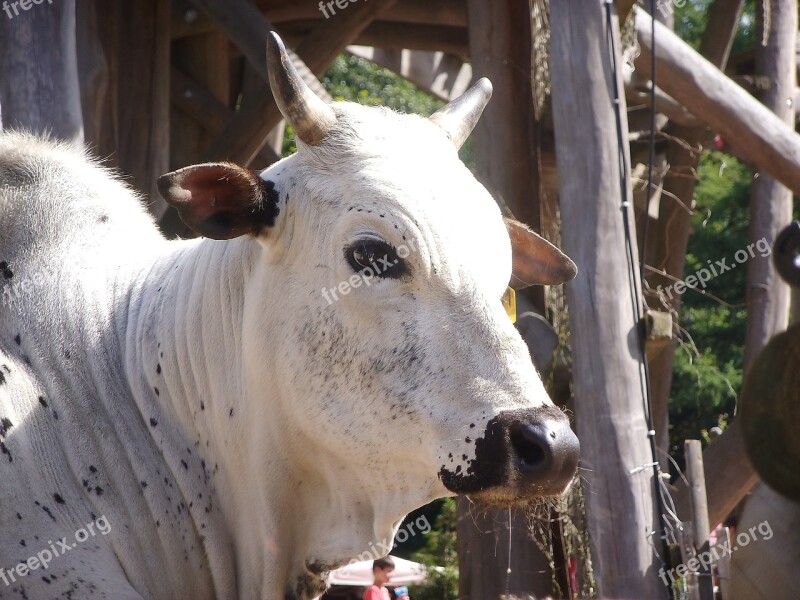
(602, 3), (677, 596)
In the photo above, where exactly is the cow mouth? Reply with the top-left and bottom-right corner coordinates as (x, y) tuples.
(437, 404), (579, 506)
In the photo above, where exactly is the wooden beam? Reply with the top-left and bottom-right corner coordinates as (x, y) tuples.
(457, 1), (551, 598)
(172, 0), (467, 38)
(267, 0), (467, 27)
(170, 67), (280, 164)
(635, 12), (800, 196)
(550, 2), (666, 598)
(188, 0), (328, 102)
(204, 0), (399, 165)
(278, 21), (470, 56)
(0, 0), (83, 141)
(624, 68), (700, 127)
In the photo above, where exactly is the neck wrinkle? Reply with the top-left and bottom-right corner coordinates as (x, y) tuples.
(121, 235), (262, 599)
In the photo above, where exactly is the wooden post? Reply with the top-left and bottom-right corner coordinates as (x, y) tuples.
(116, 0), (171, 221)
(455, 2), (555, 598)
(202, 0), (398, 165)
(673, 419), (759, 528)
(743, 0), (795, 371)
(685, 440), (713, 600)
(77, 0), (116, 158)
(549, 2), (666, 598)
(0, 0), (83, 140)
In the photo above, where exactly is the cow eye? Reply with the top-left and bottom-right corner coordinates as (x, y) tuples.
(346, 239), (406, 279)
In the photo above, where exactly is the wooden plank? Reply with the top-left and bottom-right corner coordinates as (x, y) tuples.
(169, 65), (283, 168)
(743, 0), (795, 371)
(278, 21), (469, 56)
(77, 0), (116, 158)
(172, 0), (467, 38)
(550, 2), (666, 598)
(267, 0), (467, 28)
(0, 0), (83, 140)
(116, 0), (171, 220)
(635, 11), (800, 196)
(204, 0), (399, 165)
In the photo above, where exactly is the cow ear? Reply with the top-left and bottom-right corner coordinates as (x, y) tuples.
(157, 163), (279, 240)
(505, 218), (577, 289)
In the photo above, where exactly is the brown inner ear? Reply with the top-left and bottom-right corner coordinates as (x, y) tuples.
(157, 162), (279, 240)
(505, 218), (578, 289)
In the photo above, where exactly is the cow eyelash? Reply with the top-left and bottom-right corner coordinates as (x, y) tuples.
(345, 239), (407, 279)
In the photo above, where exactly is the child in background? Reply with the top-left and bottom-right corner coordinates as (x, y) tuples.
(363, 557), (410, 600)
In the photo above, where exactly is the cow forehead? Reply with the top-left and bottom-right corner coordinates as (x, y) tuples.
(291, 102), (512, 292)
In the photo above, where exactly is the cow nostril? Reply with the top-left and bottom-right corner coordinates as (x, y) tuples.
(509, 423), (552, 472)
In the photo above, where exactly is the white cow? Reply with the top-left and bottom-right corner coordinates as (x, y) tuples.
(0, 33), (579, 600)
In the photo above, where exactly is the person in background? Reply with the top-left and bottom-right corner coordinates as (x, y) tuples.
(363, 557), (410, 600)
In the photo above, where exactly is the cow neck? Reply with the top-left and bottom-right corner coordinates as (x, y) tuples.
(121, 235), (260, 597)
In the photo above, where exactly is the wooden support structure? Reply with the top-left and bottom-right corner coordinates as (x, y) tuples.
(743, 0), (795, 371)
(203, 0), (398, 165)
(685, 440), (713, 600)
(116, 0), (171, 220)
(456, 2), (554, 598)
(673, 420), (758, 527)
(0, 0), (83, 140)
(550, 2), (665, 598)
(635, 12), (800, 196)
(172, 0), (468, 38)
(643, 0), (744, 477)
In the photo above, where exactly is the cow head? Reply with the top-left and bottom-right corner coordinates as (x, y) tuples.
(157, 31), (578, 567)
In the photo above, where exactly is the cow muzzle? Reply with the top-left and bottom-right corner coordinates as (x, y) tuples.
(438, 405), (579, 504)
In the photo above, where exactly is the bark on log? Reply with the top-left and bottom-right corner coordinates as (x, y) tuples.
(172, 0), (467, 38)
(635, 11), (800, 196)
(116, 0), (171, 221)
(456, 3), (551, 595)
(550, 2), (666, 597)
(742, 0), (795, 371)
(0, 0), (83, 141)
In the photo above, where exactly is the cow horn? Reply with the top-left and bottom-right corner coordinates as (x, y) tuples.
(266, 32), (336, 146)
(429, 78), (493, 149)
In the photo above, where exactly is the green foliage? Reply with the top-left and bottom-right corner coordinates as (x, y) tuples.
(673, 0), (713, 49)
(281, 54), (444, 156)
(673, 0), (756, 53)
(409, 499), (458, 600)
(668, 152), (751, 460)
(321, 54), (444, 116)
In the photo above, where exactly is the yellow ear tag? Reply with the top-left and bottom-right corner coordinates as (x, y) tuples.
(501, 287), (517, 323)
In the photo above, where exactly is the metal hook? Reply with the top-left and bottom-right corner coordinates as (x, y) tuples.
(774, 221), (800, 288)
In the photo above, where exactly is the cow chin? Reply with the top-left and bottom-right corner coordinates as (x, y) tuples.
(437, 404), (579, 507)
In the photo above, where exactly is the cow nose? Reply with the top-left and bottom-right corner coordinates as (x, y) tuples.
(509, 416), (579, 494)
